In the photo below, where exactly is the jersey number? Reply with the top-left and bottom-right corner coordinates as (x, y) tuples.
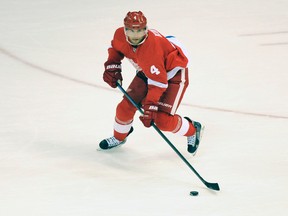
(150, 65), (160, 75)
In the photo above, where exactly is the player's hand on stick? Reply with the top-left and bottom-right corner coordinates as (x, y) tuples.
(103, 61), (123, 88)
(139, 104), (158, 127)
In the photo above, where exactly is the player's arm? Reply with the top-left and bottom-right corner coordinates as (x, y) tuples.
(103, 39), (125, 88)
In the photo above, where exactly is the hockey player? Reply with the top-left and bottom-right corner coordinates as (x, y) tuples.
(99, 11), (203, 154)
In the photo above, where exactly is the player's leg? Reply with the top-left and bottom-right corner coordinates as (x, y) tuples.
(99, 72), (147, 150)
(154, 68), (203, 154)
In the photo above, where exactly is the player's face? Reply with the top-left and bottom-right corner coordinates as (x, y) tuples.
(125, 27), (147, 45)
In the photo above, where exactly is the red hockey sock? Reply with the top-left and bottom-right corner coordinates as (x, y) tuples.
(174, 116), (196, 137)
(113, 119), (133, 141)
(114, 131), (129, 141)
(184, 122), (196, 136)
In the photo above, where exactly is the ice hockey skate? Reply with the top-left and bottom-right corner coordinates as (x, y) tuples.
(185, 117), (204, 155)
(99, 127), (134, 150)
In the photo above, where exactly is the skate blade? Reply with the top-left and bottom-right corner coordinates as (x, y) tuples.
(97, 144), (123, 151)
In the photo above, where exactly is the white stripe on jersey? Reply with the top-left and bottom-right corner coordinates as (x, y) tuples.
(147, 79), (168, 88)
(167, 66), (185, 80)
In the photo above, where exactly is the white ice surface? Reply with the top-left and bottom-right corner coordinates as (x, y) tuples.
(1, 0), (288, 216)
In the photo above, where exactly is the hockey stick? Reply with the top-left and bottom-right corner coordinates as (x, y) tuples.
(117, 83), (220, 191)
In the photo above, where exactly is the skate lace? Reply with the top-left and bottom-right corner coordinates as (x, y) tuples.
(106, 136), (122, 147)
(187, 134), (196, 147)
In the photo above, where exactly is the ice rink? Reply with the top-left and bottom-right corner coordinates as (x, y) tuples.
(1, 0), (288, 215)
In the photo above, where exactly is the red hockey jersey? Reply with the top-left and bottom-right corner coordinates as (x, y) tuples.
(106, 27), (189, 104)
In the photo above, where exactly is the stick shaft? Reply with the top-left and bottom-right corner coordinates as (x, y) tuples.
(117, 83), (220, 191)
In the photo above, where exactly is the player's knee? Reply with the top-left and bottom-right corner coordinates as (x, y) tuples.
(116, 98), (137, 122)
(155, 112), (172, 131)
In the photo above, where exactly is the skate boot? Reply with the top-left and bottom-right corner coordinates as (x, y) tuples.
(99, 127), (134, 150)
(184, 117), (203, 155)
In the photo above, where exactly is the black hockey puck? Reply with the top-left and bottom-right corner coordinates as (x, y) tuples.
(190, 191), (199, 196)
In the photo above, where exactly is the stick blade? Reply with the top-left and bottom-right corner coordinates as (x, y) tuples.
(205, 182), (220, 191)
